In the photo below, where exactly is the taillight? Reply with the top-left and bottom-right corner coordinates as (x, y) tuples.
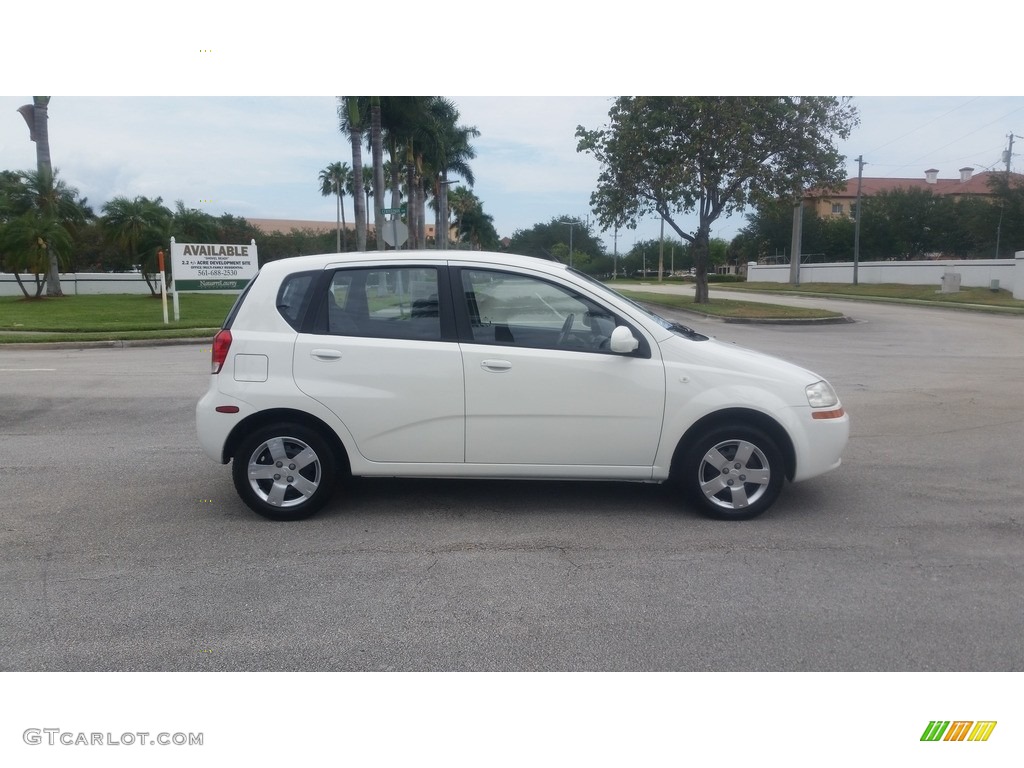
(211, 329), (232, 374)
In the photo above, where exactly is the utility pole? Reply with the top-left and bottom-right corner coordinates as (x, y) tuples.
(658, 216), (665, 282)
(853, 155), (865, 286)
(996, 132), (1016, 257)
(789, 97), (806, 287)
(789, 202), (803, 286)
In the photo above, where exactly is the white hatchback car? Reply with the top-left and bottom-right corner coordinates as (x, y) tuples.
(196, 251), (848, 521)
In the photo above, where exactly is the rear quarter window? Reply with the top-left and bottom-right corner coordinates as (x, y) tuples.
(221, 273), (259, 330)
(276, 270), (318, 330)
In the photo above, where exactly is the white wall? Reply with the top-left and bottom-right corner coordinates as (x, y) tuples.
(747, 256), (1022, 295)
(0, 272), (154, 297)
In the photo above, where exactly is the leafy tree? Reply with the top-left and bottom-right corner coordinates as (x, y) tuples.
(507, 215), (605, 267)
(577, 96), (858, 302)
(69, 220), (122, 272)
(171, 200), (219, 243)
(621, 237), (693, 277)
(258, 227), (335, 261)
(214, 214), (262, 251)
(318, 162), (350, 252)
(733, 198), (795, 263)
(981, 173), (1024, 257)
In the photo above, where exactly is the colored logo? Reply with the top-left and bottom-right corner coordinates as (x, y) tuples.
(921, 721), (997, 742)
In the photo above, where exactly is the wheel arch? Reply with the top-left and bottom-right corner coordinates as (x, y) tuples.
(670, 408), (796, 482)
(223, 408), (351, 477)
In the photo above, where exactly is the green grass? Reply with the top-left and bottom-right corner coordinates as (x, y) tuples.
(0, 293), (236, 335)
(619, 290), (844, 320)
(0, 294), (234, 331)
(726, 282), (1024, 311)
(3, 278), (1019, 345)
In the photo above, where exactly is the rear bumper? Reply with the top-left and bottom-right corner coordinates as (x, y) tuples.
(196, 383), (248, 463)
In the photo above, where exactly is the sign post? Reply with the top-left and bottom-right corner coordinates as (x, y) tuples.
(381, 206), (408, 250)
(157, 248), (169, 324)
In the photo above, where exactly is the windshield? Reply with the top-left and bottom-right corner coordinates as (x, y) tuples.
(570, 269), (708, 341)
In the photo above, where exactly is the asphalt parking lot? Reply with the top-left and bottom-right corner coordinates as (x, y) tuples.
(0, 295), (1021, 671)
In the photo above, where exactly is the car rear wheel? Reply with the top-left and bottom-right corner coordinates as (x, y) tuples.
(679, 424), (785, 520)
(231, 423), (336, 520)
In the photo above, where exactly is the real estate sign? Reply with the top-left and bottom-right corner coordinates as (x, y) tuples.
(170, 239), (258, 291)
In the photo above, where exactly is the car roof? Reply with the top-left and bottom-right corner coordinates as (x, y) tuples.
(258, 250), (570, 278)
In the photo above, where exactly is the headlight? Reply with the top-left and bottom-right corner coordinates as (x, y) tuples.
(805, 380), (839, 408)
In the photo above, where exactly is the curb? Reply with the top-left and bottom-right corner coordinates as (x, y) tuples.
(720, 315), (856, 325)
(0, 337), (212, 351)
(637, 301), (855, 325)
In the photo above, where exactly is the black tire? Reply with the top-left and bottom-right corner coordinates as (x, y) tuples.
(231, 423), (337, 521)
(678, 424), (785, 520)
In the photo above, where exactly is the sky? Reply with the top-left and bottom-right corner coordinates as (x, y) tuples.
(3, 2), (1022, 255)
(4, 95), (1021, 253)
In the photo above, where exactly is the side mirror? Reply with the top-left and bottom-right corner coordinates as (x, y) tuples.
(609, 326), (639, 354)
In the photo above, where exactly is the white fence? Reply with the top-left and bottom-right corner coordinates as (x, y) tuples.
(746, 253), (1024, 300)
(7, 255), (1024, 301)
(0, 272), (155, 297)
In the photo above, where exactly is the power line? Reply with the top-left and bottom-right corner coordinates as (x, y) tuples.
(862, 97), (980, 156)
(884, 103), (1024, 177)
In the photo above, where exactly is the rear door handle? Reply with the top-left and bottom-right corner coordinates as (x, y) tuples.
(311, 349), (343, 361)
(480, 359), (512, 372)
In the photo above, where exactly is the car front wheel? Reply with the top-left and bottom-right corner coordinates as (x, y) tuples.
(679, 425), (785, 520)
(231, 423), (337, 520)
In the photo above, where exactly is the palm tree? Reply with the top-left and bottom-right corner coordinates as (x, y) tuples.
(318, 161), (350, 252)
(361, 166), (375, 236)
(448, 186), (479, 248)
(421, 99), (478, 249)
(102, 196), (172, 294)
(459, 205), (499, 251)
(377, 97), (440, 249)
(379, 99), (428, 245)
(338, 97), (367, 251)
(17, 96), (62, 295)
(370, 98), (386, 251)
(2, 167), (91, 289)
(0, 209), (72, 298)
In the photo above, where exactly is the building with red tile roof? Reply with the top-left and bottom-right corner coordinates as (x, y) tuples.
(807, 168), (1024, 218)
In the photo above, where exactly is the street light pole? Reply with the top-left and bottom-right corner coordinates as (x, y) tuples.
(557, 218), (576, 268)
(853, 155), (865, 285)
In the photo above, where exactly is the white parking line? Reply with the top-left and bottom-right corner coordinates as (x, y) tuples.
(0, 368), (57, 372)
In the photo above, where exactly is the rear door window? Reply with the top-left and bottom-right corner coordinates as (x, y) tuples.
(317, 266), (442, 341)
